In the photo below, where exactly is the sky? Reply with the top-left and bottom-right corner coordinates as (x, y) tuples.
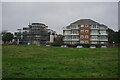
(2, 2), (118, 34)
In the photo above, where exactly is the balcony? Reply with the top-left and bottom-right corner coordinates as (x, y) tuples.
(71, 28), (79, 30)
(63, 38), (79, 41)
(90, 39), (99, 41)
(71, 39), (79, 41)
(99, 33), (108, 35)
(63, 39), (72, 41)
(63, 34), (71, 35)
(99, 27), (108, 30)
(91, 28), (98, 29)
(99, 39), (108, 41)
(71, 33), (79, 35)
(90, 33), (99, 35)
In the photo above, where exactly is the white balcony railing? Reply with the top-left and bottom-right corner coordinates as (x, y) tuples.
(91, 28), (98, 29)
(63, 38), (79, 41)
(71, 33), (79, 35)
(90, 39), (99, 41)
(90, 33), (99, 35)
(99, 39), (108, 41)
(99, 33), (108, 35)
(71, 39), (79, 41)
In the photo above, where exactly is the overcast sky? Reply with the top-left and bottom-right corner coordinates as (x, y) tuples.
(2, 2), (118, 34)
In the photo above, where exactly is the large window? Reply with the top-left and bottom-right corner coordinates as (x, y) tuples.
(81, 25), (84, 27)
(85, 24), (88, 27)
(80, 35), (84, 39)
(99, 36), (106, 40)
(72, 25), (78, 29)
(91, 25), (98, 29)
(100, 42), (106, 44)
(99, 30), (106, 34)
(72, 41), (78, 44)
(72, 36), (78, 39)
(91, 36), (98, 39)
(91, 30), (98, 34)
(64, 36), (71, 40)
(80, 41), (84, 43)
(64, 31), (71, 34)
(91, 41), (97, 44)
(85, 30), (89, 33)
(81, 30), (84, 33)
(85, 41), (88, 44)
(85, 35), (88, 39)
(72, 30), (78, 34)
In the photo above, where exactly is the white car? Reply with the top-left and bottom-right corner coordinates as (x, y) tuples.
(76, 45), (83, 48)
(101, 46), (107, 48)
(90, 45), (96, 48)
(46, 45), (50, 47)
(61, 45), (68, 48)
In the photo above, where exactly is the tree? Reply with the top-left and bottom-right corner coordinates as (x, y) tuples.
(52, 34), (63, 46)
(2, 32), (14, 44)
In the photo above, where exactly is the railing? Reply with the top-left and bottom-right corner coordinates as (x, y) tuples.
(90, 33), (99, 35)
(99, 39), (108, 41)
(90, 39), (99, 41)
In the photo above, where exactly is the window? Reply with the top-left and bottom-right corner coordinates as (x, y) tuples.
(72, 25), (78, 29)
(91, 41), (97, 44)
(65, 36), (71, 40)
(85, 25), (88, 27)
(99, 30), (106, 34)
(85, 30), (88, 33)
(80, 41), (84, 43)
(81, 30), (84, 33)
(85, 41), (88, 44)
(72, 41), (77, 44)
(100, 42), (105, 44)
(72, 30), (78, 34)
(80, 35), (84, 39)
(99, 36), (106, 40)
(72, 36), (78, 39)
(91, 36), (98, 39)
(91, 30), (98, 34)
(64, 31), (71, 34)
(81, 25), (84, 27)
(65, 41), (70, 44)
(91, 25), (98, 29)
(85, 35), (88, 39)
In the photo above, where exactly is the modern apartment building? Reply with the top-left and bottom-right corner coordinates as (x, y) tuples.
(63, 19), (108, 45)
(15, 27), (29, 44)
(15, 23), (57, 45)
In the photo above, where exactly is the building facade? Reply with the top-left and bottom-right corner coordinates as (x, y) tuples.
(63, 19), (108, 45)
(15, 27), (29, 44)
(15, 23), (57, 45)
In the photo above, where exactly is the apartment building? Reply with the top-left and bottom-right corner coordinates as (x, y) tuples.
(15, 27), (29, 44)
(15, 23), (57, 45)
(63, 19), (108, 45)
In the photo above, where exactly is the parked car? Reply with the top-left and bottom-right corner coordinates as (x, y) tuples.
(76, 45), (83, 48)
(90, 45), (96, 48)
(101, 46), (107, 48)
(46, 45), (50, 47)
(61, 45), (68, 48)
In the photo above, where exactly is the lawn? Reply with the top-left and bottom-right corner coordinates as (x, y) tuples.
(2, 45), (118, 78)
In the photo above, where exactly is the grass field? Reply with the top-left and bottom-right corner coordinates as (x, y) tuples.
(2, 45), (118, 78)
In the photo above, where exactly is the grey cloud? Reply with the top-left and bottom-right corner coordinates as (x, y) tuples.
(2, 2), (118, 34)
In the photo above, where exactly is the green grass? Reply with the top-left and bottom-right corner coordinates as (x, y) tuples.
(2, 45), (118, 78)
